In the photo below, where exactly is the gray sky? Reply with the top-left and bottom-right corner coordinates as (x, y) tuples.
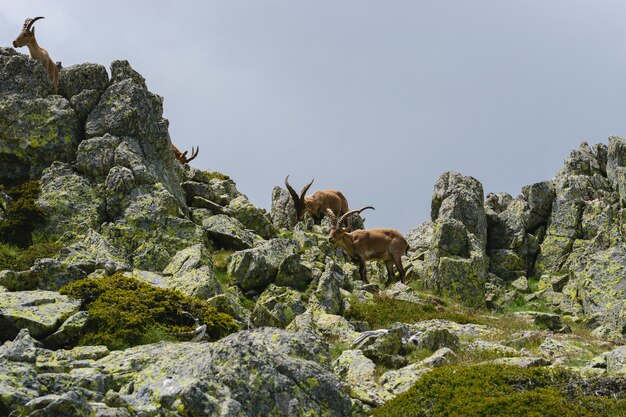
(3, 1), (626, 233)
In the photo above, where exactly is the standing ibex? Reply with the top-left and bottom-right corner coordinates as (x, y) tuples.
(13, 17), (58, 94)
(173, 145), (199, 164)
(285, 176), (349, 225)
(327, 207), (408, 284)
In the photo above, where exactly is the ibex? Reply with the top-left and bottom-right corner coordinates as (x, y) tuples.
(173, 145), (199, 164)
(285, 176), (349, 225)
(327, 207), (408, 284)
(13, 17), (59, 94)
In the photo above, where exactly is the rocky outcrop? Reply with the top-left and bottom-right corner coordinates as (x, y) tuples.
(0, 328), (352, 416)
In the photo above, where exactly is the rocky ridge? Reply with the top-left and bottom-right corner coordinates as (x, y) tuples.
(1, 48), (626, 416)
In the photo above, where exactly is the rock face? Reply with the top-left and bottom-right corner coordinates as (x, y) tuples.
(0, 328), (352, 417)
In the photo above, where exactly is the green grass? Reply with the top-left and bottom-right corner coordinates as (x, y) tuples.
(0, 180), (46, 247)
(371, 364), (626, 417)
(345, 294), (484, 329)
(204, 171), (230, 181)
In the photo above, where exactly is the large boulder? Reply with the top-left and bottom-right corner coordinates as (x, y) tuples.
(228, 195), (276, 239)
(251, 284), (306, 328)
(162, 244), (222, 300)
(227, 238), (298, 291)
(201, 214), (260, 250)
(271, 186), (297, 229)
(0, 93), (80, 182)
(0, 291), (81, 342)
(0, 48), (53, 98)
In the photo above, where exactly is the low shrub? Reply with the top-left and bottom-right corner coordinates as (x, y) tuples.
(345, 295), (483, 329)
(59, 273), (238, 350)
(0, 181), (46, 247)
(371, 364), (626, 417)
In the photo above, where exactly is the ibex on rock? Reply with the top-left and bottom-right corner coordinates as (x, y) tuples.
(285, 176), (349, 225)
(173, 145), (199, 164)
(327, 207), (408, 284)
(13, 17), (59, 94)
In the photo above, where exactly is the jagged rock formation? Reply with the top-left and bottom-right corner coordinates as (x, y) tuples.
(1, 47), (626, 416)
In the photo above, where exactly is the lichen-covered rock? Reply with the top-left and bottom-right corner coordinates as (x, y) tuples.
(379, 348), (456, 396)
(406, 220), (433, 254)
(227, 238), (298, 291)
(42, 311), (88, 349)
(228, 195), (276, 239)
(36, 162), (105, 237)
(95, 328), (352, 416)
(431, 218), (469, 256)
(271, 185), (297, 229)
(0, 291), (81, 342)
(201, 214), (259, 250)
(251, 284), (306, 328)
(606, 346), (626, 375)
(275, 253), (316, 291)
(359, 326), (405, 367)
(162, 244), (222, 300)
(58, 63), (109, 101)
(102, 185), (205, 271)
(0, 94), (80, 182)
(56, 229), (129, 276)
(183, 177), (243, 207)
(431, 171), (487, 245)
(0, 48), (53, 98)
(333, 349), (393, 407)
(75, 134), (122, 181)
(408, 328), (459, 351)
(511, 275), (529, 292)
(85, 78), (162, 139)
(314, 263), (344, 314)
(287, 304), (361, 344)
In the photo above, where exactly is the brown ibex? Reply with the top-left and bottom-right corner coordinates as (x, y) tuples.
(285, 176), (349, 225)
(173, 145), (199, 164)
(327, 207), (408, 284)
(13, 17), (59, 94)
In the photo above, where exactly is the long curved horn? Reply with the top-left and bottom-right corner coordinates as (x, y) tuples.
(338, 206), (375, 227)
(186, 146), (199, 163)
(285, 175), (305, 220)
(24, 16), (45, 31)
(299, 178), (314, 202)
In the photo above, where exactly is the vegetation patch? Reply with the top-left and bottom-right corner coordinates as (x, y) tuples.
(60, 273), (238, 350)
(0, 241), (62, 272)
(204, 170), (230, 181)
(371, 364), (626, 417)
(0, 180), (46, 247)
(345, 295), (484, 329)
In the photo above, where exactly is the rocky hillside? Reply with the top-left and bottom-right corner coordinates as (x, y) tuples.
(1, 47), (625, 416)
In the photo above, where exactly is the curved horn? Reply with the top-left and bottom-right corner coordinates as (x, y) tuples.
(186, 146), (199, 163)
(299, 178), (314, 202)
(325, 208), (338, 226)
(25, 16), (45, 31)
(285, 175), (305, 220)
(338, 206), (375, 227)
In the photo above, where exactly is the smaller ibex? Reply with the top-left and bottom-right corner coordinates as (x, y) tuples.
(13, 17), (58, 94)
(285, 176), (349, 225)
(172, 145), (199, 164)
(327, 207), (408, 284)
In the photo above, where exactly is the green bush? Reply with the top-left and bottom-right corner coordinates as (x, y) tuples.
(0, 181), (46, 247)
(0, 241), (62, 271)
(345, 295), (482, 329)
(59, 274), (238, 350)
(371, 364), (626, 417)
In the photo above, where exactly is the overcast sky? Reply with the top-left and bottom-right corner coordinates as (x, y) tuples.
(3, 1), (626, 233)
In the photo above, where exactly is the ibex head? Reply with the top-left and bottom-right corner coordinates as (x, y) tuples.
(326, 206), (374, 243)
(13, 17), (44, 48)
(285, 175), (314, 222)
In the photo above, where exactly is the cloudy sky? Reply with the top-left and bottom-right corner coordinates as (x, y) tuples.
(2, 1), (626, 233)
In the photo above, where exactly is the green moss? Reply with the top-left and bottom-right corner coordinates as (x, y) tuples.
(212, 249), (234, 272)
(345, 295), (484, 329)
(0, 241), (62, 271)
(0, 180), (46, 247)
(204, 171), (230, 181)
(371, 364), (626, 417)
(59, 273), (238, 350)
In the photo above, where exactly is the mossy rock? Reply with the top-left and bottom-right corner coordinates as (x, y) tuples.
(59, 273), (237, 350)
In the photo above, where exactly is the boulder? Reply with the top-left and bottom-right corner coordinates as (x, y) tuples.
(42, 311), (89, 350)
(228, 195), (276, 239)
(314, 263), (344, 314)
(0, 94), (80, 182)
(287, 305), (360, 344)
(0, 48), (52, 98)
(332, 349), (393, 407)
(275, 253), (316, 291)
(271, 186), (297, 229)
(606, 346), (626, 375)
(227, 238), (298, 291)
(408, 328), (459, 351)
(201, 214), (259, 250)
(251, 284), (306, 328)
(162, 244), (222, 300)
(58, 63), (109, 100)
(0, 291), (81, 342)
(75, 134), (122, 181)
(36, 162), (104, 238)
